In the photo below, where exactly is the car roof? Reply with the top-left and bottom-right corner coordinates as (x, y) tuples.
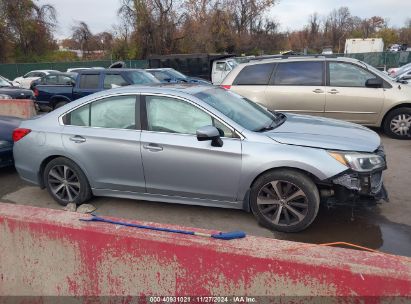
(77, 68), (145, 74)
(239, 55), (361, 66)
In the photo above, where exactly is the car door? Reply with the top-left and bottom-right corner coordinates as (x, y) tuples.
(325, 61), (385, 124)
(61, 94), (145, 192)
(73, 73), (101, 100)
(140, 94), (242, 202)
(265, 61), (326, 117)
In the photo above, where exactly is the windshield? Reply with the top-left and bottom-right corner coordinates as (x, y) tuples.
(363, 62), (393, 82)
(195, 88), (281, 132)
(227, 60), (239, 69)
(0, 77), (11, 87)
(396, 63), (411, 76)
(167, 69), (187, 79)
(127, 71), (160, 84)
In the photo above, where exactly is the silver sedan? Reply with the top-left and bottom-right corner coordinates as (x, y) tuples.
(13, 84), (388, 232)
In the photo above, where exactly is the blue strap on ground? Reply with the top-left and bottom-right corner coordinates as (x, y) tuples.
(80, 215), (246, 240)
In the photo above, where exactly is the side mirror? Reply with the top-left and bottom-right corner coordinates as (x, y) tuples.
(196, 125), (223, 147)
(365, 78), (383, 88)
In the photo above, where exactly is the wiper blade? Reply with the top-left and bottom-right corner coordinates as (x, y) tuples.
(255, 125), (275, 132)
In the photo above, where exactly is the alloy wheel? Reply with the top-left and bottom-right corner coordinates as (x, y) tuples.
(48, 165), (80, 202)
(390, 114), (411, 136)
(257, 180), (309, 226)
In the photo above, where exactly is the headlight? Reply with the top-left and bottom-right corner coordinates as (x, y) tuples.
(0, 140), (12, 149)
(0, 94), (12, 99)
(328, 151), (385, 172)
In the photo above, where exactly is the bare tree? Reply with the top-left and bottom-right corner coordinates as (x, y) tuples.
(71, 21), (93, 56)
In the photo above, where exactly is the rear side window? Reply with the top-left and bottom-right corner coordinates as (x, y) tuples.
(79, 74), (99, 89)
(272, 62), (324, 86)
(233, 63), (275, 85)
(64, 96), (139, 129)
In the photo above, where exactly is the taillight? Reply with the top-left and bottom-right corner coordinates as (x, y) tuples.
(12, 128), (31, 142)
(33, 88), (39, 97)
(220, 85), (231, 90)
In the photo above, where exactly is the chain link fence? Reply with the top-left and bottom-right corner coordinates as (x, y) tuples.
(0, 60), (149, 80)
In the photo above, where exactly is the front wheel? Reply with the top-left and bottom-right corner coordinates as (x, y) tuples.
(250, 169), (320, 233)
(383, 107), (411, 139)
(43, 157), (92, 206)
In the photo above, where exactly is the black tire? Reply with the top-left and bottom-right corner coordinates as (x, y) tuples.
(250, 169), (320, 233)
(43, 157), (92, 206)
(382, 107), (411, 139)
(54, 101), (68, 109)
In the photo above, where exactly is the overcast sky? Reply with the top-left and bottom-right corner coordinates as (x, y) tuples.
(39, 0), (411, 39)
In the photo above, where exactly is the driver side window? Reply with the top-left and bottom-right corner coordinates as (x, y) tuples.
(329, 62), (376, 87)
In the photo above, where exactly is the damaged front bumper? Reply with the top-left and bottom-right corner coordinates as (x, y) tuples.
(319, 169), (389, 207)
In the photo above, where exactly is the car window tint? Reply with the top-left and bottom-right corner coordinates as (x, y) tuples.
(233, 63), (275, 85)
(68, 104), (90, 126)
(214, 119), (234, 138)
(59, 76), (73, 85)
(46, 75), (58, 84)
(329, 62), (377, 87)
(90, 96), (136, 129)
(79, 74), (99, 89)
(146, 96), (212, 135)
(103, 74), (128, 89)
(151, 71), (170, 81)
(215, 62), (226, 71)
(273, 62), (323, 86)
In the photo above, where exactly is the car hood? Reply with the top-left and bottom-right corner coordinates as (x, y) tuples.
(266, 113), (380, 152)
(0, 115), (22, 142)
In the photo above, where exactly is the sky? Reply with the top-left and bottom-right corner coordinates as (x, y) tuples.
(39, 0), (411, 39)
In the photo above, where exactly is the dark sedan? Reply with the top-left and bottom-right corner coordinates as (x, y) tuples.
(0, 76), (35, 100)
(146, 68), (212, 85)
(0, 115), (22, 168)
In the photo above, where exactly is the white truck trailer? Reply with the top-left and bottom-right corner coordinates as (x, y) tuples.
(344, 38), (384, 54)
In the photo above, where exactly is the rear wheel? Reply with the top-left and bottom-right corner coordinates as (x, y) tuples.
(43, 157), (92, 206)
(383, 107), (411, 139)
(250, 169), (320, 233)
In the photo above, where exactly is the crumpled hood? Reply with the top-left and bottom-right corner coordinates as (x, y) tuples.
(266, 113), (381, 152)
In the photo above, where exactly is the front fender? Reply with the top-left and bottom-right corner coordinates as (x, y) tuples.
(237, 141), (348, 200)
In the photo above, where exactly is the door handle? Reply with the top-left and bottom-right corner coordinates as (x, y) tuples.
(143, 144), (163, 152)
(312, 89), (324, 93)
(69, 135), (86, 143)
(328, 89), (339, 94)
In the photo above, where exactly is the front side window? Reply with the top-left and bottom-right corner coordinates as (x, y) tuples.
(329, 62), (376, 87)
(273, 62), (323, 86)
(146, 96), (212, 135)
(104, 74), (128, 89)
(79, 74), (100, 89)
(152, 71), (171, 81)
(65, 96), (137, 129)
(233, 63), (275, 85)
(45, 75), (58, 84)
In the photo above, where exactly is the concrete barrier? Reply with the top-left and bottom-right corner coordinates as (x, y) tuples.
(0, 99), (36, 119)
(0, 202), (410, 300)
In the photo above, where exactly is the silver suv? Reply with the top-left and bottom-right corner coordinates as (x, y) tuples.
(221, 56), (411, 139)
(13, 85), (387, 232)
